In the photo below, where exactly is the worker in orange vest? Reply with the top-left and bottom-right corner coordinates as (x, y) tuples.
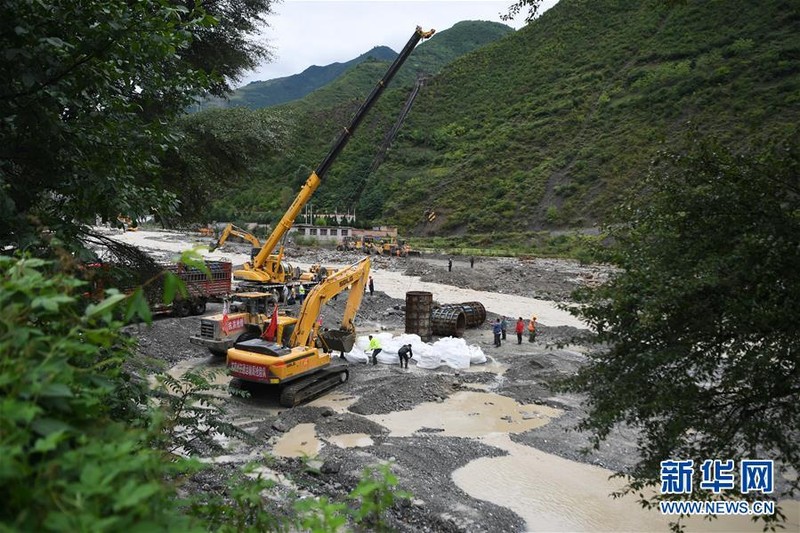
(528, 315), (537, 343)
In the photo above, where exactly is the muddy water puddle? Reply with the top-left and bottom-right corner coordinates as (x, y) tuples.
(454, 434), (799, 532)
(272, 423), (322, 458)
(308, 392), (358, 413)
(366, 391), (561, 438)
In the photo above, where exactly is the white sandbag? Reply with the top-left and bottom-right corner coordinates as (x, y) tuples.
(415, 350), (443, 369)
(468, 344), (487, 365)
(354, 335), (371, 352)
(376, 350), (399, 365)
(344, 349), (369, 364)
(433, 337), (471, 369)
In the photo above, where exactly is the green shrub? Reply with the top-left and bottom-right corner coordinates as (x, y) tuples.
(0, 256), (198, 531)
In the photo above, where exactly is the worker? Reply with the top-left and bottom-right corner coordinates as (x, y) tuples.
(368, 335), (382, 365)
(492, 319), (502, 347)
(398, 344), (413, 369)
(500, 316), (508, 340)
(448, 258), (453, 272)
(282, 285), (289, 303)
(298, 284), (306, 304)
(368, 276), (374, 296)
(515, 317), (525, 345)
(528, 315), (537, 342)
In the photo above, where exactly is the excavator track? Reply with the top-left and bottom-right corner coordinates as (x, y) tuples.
(279, 366), (349, 407)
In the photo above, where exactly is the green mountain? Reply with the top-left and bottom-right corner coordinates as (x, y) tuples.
(226, 46), (396, 109)
(212, 1), (799, 239)
(209, 20), (513, 110)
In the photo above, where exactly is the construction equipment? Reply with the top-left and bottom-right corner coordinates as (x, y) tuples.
(336, 236), (364, 252)
(233, 26), (435, 292)
(209, 223), (262, 259)
(372, 237), (420, 257)
(117, 215), (138, 232)
(227, 257), (371, 407)
(190, 291), (295, 356)
(87, 260), (231, 317)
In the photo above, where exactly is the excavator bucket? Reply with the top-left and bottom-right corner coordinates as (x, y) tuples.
(318, 329), (356, 353)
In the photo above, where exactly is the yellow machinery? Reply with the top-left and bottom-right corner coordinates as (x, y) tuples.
(117, 215), (138, 231)
(233, 26), (434, 291)
(209, 223), (263, 259)
(189, 291), (293, 356)
(227, 257), (371, 406)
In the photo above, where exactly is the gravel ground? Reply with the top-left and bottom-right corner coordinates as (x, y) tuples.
(127, 245), (639, 532)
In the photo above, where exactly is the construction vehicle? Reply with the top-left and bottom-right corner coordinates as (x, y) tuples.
(87, 260), (231, 317)
(372, 237), (420, 257)
(227, 257), (371, 406)
(190, 291), (295, 356)
(233, 26), (435, 292)
(336, 236), (364, 252)
(209, 223), (262, 260)
(116, 215), (138, 232)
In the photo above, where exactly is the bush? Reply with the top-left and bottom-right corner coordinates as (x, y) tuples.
(0, 256), (197, 531)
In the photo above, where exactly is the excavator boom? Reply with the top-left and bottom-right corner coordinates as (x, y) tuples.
(210, 223), (261, 251)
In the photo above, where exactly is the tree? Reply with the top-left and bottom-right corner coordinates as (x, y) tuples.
(502, 0), (546, 23)
(566, 131), (800, 527)
(0, 0), (275, 249)
(158, 107), (290, 224)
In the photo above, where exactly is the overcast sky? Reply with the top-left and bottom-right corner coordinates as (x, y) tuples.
(239, 0), (558, 86)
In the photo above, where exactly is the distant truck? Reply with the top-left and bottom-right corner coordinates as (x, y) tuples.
(85, 260), (231, 317)
(158, 261), (231, 316)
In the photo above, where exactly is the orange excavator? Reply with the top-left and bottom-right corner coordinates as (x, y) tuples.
(227, 257), (371, 406)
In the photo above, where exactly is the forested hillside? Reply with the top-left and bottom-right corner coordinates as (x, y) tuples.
(220, 46), (396, 109)
(209, 1), (799, 237)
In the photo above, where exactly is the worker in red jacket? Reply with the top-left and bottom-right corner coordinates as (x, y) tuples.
(515, 317), (525, 345)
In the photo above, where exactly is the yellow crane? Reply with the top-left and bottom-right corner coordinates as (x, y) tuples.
(227, 256), (371, 406)
(233, 26), (435, 291)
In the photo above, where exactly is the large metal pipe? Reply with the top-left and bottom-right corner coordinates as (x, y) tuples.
(405, 291), (432, 341)
(437, 301), (486, 328)
(430, 307), (467, 337)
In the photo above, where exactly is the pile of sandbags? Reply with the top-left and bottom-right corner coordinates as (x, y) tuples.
(344, 333), (486, 369)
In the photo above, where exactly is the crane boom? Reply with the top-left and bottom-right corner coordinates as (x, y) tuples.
(235, 26), (435, 284)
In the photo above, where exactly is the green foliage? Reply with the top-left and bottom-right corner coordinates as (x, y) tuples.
(0, 0), (275, 249)
(294, 496), (349, 533)
(160, 107), (291, 224)
(563, 132), (800, 528)
(348, 462), (412, 531)
(0, 256), (198, 531)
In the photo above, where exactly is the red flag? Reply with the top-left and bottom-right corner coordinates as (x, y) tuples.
(221, 299), (230, 335)
(262, 303), (279, 341)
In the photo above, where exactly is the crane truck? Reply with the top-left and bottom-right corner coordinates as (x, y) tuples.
(232, 25), (435, 293)
(227, 257), (371, 406)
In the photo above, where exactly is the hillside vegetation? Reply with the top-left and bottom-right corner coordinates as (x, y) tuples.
(221, 46), (396, 109)
(209, 2), (799, 240)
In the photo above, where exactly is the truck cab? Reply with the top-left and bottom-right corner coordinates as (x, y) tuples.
(189, 292), (295, 356)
